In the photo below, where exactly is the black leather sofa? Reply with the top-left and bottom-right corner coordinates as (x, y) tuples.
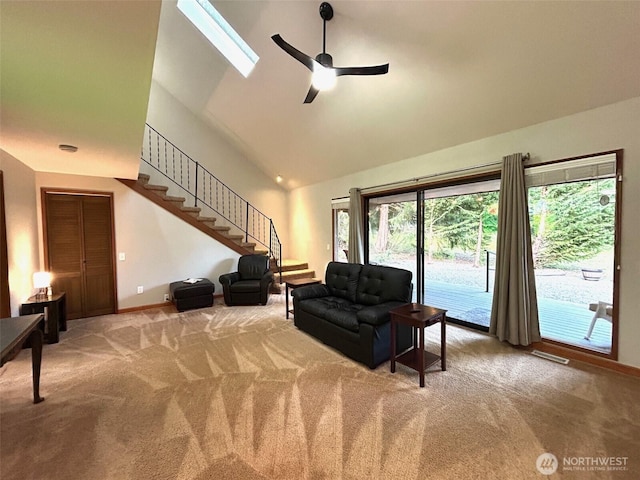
(292, 262), (413, 368)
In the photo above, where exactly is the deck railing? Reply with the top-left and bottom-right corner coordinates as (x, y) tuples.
(485, 250), (496, 292)
(140, 124), (282, 278)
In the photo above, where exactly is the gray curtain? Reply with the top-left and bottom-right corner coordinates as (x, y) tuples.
(489, 153), (541, 345)
(348, 187), (364, 264)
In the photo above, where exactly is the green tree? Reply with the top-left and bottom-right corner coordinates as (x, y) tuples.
(425, 192), (498, 264)
(369, 192), (499, 263)
(528, 180), (615, 267)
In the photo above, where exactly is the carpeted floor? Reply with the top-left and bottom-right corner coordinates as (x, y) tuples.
(1, 295), (638, 479)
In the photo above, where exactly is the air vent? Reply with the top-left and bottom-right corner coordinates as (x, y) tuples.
(531, 350), (569, 365)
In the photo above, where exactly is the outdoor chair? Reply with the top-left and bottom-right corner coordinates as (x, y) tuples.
(584, 301), (613, 340)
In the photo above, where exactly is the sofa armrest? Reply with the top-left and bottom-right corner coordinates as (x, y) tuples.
(292, 284), (330, 301)
(260, 271), (274, 288)
(219, 272), (240, 286)
(357, 301), (407, 326)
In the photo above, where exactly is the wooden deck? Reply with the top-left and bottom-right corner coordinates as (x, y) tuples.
(423, 280), (612, 354)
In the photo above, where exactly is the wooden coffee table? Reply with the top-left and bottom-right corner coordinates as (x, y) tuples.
(0, 314), (45, 403)
(390, 303), (447, 387)
(285, 278), (321, 319)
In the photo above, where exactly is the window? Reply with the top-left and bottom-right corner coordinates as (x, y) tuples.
(332, 198), (349, 262)
(177, 0), (259, 77)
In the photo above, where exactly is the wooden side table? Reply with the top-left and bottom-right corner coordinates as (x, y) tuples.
(19, 292), (67, 344)
(1, 314), (45, 404)
(390, 303), (447, 387)
(285, 278), (321, 319)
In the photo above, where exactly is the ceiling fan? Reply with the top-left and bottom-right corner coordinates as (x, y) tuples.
(271, 2), (389, 103)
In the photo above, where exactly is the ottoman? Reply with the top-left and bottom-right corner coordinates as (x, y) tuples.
(169, 278), (215, 312)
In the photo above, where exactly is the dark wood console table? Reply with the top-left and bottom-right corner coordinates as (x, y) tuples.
(390, 303), (447, 387)
(1, 314), (45, 404)
(19, 292), (66, 344)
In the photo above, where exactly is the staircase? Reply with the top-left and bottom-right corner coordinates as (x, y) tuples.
(279, 259), (317, 283)
(118, 124), (317, 287)
(118, 174), (267, 255)
(119, 174), (317, 287)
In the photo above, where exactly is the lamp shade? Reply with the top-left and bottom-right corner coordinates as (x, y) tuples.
(33, 271), (51, 289)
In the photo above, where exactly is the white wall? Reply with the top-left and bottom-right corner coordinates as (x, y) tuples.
(35, 173), (241, 310)
(289, 97), (640, 368)
(1, 149), (40, 315)
(146, 81), (290, 257)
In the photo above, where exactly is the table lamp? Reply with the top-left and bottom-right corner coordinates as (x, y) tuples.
(33, 271), (52, 298)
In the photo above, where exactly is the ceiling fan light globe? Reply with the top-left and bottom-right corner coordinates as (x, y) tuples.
(312, 65), (337, 91)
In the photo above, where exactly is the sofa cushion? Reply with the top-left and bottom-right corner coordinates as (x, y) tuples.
(325, 262), (362, 302)
(299, 295), (351, 316)
(229, 279), (261, 293)
(356, 264), (413, 305)
(324, 306), (361, 332)
(298, 296), (361, 332)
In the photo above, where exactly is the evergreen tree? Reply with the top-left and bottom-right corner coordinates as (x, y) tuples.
(528, 179), (615, 266)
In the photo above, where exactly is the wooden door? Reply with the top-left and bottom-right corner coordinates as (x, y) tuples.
(81, 196), (116, 316)
(44, 192), (116, 319)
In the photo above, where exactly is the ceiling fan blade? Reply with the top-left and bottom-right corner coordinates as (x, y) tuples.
(335, 63), (389, 76)
(271, 34), (315, 72)
(303, 85), (320, 104)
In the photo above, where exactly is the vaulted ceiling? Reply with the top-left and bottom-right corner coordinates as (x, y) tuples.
(2, 1), (640, 190)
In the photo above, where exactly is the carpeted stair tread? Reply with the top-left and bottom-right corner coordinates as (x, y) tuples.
(180, 206), (201, 213)
(143, 183), (168, 193)
(280, 259), (309, 272)
(279, 269), (317, 282)
(162, 195), (186, 203)
(209, 225), (231, 232)
(138, 173), (150, 185)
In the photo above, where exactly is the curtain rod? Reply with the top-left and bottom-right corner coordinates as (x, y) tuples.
(359, 152), (530, 194)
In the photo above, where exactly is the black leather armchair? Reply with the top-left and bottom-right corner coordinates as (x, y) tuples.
(219, 255), (273, 306)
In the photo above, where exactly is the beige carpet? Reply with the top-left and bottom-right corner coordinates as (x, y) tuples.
(1, 295), (638, 479)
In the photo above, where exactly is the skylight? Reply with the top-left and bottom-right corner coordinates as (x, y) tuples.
(177, 0), (259, 78)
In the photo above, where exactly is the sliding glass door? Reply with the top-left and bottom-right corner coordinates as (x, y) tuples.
(366, 178), (500, 327)
(421, 180), (500, 329)
(361, 152), (620, 357)
(525, 153), (620, 356)
(368, 193), (418, 300)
